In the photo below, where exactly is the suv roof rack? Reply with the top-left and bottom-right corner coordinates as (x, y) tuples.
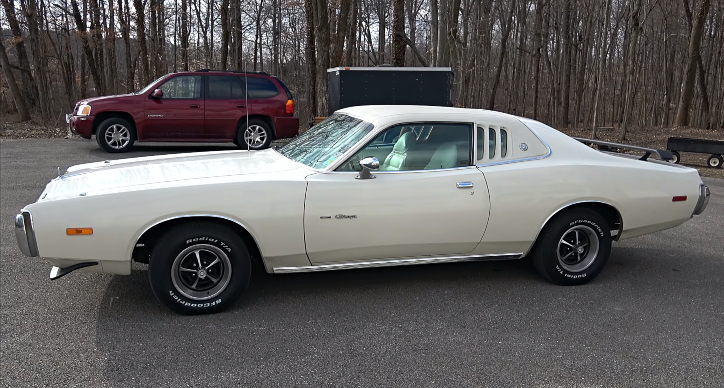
(195, 68), (270, 75)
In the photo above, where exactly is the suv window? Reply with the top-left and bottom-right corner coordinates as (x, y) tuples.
(208, 75), (244, 99)
(338, 123), (472, 171)
(159, 75), (202, 99)
(244, 77), (279, 99)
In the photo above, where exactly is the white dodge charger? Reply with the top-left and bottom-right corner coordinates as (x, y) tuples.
(15, 106), (711, 314)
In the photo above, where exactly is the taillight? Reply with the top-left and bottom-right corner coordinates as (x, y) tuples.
(286, 99), (294, 114)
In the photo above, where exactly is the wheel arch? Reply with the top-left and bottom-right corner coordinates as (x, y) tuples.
(524, 201), (623, 257)
(131, 215), (264, 270)
(92, 112), (137, 136)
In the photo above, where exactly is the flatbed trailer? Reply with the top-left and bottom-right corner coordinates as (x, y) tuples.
(666, 137), (724, 168)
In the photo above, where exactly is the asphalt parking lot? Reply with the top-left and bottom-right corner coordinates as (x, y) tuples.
(1, 138), (723, 387)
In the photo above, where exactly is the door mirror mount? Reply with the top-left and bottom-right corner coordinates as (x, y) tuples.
(150, 89), (163, 99)
(355, 157), (379, 180)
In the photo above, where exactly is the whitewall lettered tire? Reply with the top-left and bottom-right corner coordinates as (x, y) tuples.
(531, 208), (612, 286)
(148, 222), (251, 315)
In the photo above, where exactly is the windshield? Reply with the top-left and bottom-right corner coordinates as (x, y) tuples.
(277, 113), (374, 169)
(136, 75), (168, 94)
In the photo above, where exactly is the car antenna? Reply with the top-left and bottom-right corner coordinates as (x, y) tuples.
(242, 34), (250, 154)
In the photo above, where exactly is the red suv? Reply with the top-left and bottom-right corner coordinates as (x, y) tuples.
(67, 69), (299, 152)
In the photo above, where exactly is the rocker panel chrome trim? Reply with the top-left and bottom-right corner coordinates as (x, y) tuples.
(272, 253), (523, 274)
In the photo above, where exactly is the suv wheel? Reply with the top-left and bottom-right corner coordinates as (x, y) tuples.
(237, 119), (272, 150)
(96, 118), (135, 153)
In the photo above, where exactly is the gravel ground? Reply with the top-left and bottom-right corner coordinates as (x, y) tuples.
(1, 138), (723, 387)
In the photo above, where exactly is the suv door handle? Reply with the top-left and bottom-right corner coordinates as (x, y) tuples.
(456, 182), (474, 188)
(236, 105), (246, 108)
(190, 104), (200, 108)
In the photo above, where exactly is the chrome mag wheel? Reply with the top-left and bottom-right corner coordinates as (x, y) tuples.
(556, 225), (600, 273)
(171, 244), (232, 301)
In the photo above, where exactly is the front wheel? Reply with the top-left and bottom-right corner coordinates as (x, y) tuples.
(96, 118), (135, 153)
(237, 119), (273, 150)
(148, 222), (251, 315)
(530, 208), (612, 285)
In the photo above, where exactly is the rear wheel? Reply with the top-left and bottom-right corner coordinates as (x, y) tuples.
(148, 222), (251, 315)
(707, 154), (723, 168)
(96, 118), (135, 153)
(237, 119), (272, 150)
(670, 151), (680, 164)
(531, 208), (612, 285)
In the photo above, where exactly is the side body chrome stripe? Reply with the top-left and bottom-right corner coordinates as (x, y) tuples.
(273, 253), (523, 274)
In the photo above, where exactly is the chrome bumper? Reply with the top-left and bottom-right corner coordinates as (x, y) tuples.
(692, 184), (710, 216)
(15, 211), (39, 257)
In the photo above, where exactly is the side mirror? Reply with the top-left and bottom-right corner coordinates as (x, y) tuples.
(356, 157), (379, 180)
(150, 89), (163, 99)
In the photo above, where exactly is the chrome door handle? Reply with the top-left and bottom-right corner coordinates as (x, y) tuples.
(456, 182), (474, 188)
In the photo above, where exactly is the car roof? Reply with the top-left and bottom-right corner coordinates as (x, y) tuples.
(336, 105), (524, 123)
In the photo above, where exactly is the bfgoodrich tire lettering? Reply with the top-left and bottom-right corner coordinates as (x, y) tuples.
(531, 208), (612, 285)
(148, 222), (251, 315)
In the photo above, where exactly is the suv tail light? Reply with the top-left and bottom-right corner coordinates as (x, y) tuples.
(286, 99), (294, 114)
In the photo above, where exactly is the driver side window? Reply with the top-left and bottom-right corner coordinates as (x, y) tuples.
(159, 76), (202, 99)
(337, 123), (472, 172)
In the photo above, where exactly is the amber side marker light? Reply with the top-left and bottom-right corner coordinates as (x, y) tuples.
(672, 196), (687, 202)
(67, 228), (93, 235)
(286, 99), (294, 114)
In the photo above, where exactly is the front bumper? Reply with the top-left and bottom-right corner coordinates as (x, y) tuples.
(692, 184), (710, 216)
(15, 211), (39, 257)
(68, 114), (94, 138)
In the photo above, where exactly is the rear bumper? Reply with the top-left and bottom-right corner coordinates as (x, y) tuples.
(69, 115), (94, 138)
(273, 117), (299, 139)
(692, 184), (710, 216)
(15, 211), (39, 257)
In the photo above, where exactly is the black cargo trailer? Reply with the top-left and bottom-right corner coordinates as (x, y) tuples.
(326, 67), (454, 116)
(666, 137), (724, 168)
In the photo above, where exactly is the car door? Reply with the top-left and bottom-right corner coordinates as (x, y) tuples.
(144, 75), (205, 139)
(204, 75), (248, 140)
(304, 122), (491, 264)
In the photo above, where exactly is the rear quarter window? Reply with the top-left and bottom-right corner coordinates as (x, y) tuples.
(244, 77), (280, 99)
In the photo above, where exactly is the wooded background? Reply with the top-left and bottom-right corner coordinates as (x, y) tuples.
(1, 0), (722, 139)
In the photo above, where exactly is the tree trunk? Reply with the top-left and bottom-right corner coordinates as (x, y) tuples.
(392, 0), (405, 66)
(560, 0), (573, 126)
(344, 0), (358, 66)
(23, 0), (51, 118)
(181, 0), (189, 71)
(331, 0), (351, 67)
(220, 0), (230, 69)
(0, 0), (38, 106)
(532, 0), (545, 120)
(133, 0), (150, 85)
(674, 0), (711, 126)
(591, 0), (611, 138)
(436, 0), (448, 66)
(0, 44), (31, 121)
(488, 0), (515, 110)
(304, 0), (317, 116)
(314, 0), (330, 114)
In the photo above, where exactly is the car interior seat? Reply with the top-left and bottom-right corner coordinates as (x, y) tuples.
(424, 143), (459, 169)
(380, 132), (417, 171)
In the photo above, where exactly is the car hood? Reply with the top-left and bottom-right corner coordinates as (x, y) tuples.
(77, 93), (136, 105)
(38, 149), (309, 201)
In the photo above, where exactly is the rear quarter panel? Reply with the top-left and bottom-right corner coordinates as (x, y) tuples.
(476, 120), (703, 256)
